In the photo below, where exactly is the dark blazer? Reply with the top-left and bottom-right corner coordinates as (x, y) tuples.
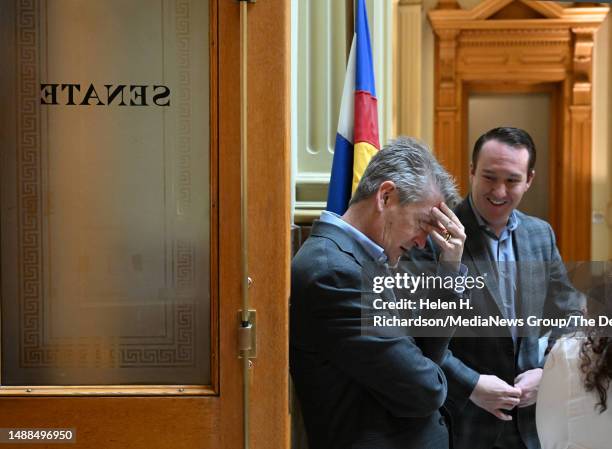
(290, 220), (453, 449)
(414, 198), (583, 449)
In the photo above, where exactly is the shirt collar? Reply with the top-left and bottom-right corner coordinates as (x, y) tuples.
(319, 211), (388, 264)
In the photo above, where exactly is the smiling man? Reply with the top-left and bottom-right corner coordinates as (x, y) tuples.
(435, 127), (583, 449)
(290, 137), (465, 449)
(470, 135), (533, 237)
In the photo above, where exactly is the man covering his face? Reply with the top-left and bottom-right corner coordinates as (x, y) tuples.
(290, 136), (466, 449)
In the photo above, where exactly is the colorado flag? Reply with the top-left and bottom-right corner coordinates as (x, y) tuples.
(326, 0), (380, 215)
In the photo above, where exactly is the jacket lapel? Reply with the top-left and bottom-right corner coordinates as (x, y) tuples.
(310, 220), (398, 305)
(456, 199), (508, 319)
(310, 220), (373, 268)
(512, 218), (539, 320)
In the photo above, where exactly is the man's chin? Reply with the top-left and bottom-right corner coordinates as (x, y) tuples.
(482, 209), (510, 225)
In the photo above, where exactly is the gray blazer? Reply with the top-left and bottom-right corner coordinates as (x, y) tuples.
(290, 220), (453, 449)
(411, 198), (583, 449)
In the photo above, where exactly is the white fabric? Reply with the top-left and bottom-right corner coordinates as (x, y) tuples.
(536, 337), (612, 449)
(336, 37), (356, 143)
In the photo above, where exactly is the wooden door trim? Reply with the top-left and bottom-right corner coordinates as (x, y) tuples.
(218, 0), (291, 447)
(0, 386), (216, 396)
(210, 0), (220, 397)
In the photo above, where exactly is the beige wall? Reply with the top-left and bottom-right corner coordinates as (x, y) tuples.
(592, 14), (611, 260)
(419, 0), (611, 260)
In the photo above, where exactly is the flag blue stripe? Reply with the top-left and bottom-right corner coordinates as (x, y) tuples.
(326, 133), (354, 215)
(355, 0), (376, 96)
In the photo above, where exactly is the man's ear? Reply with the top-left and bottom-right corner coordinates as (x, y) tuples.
(526, 169), (535, 189)
(377, 181), (396, 210)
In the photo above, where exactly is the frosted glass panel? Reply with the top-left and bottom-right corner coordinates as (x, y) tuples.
(0, 0), (210, 385)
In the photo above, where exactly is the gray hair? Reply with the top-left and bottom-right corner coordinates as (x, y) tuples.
(349, 136), (459, 207)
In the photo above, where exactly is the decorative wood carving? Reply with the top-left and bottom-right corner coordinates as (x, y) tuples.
(429, 0), (609, 261)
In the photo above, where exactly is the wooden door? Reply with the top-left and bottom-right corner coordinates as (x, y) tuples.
(0, 1), (289, 448)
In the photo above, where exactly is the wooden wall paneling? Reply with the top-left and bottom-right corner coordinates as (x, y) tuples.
(0, 397), (220, 449)
(546, 82), (562, 234)
(562, 27), (595, 259)
(434, 28), (466, 191)
(557, 77), (573, 251)
(461, 83), (469, 191)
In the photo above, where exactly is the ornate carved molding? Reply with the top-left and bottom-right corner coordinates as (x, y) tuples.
(571, 27), (595, 106)
(438, 30), (458, 86)
(429, 0), (608, 28)
(429, 0), (609, 261)
(459, 28), (570, 47)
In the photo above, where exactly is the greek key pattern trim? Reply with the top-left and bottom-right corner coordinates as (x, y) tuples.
(17, 0), (44, 368)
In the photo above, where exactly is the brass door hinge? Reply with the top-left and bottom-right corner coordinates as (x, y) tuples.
(238, 310), (257, 359)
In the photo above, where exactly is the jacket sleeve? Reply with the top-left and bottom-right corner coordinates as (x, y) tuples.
(309, 243), (450, 418)
(405, 237), (481, 410)
(440, 349), (480, 410)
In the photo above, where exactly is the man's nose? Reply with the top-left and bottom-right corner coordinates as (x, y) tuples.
(492, 182), (506, 197)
